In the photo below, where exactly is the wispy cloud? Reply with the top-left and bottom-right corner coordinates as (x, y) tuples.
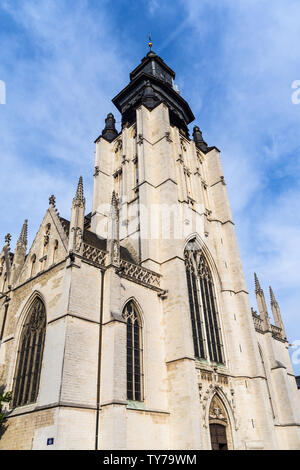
(0, 0), (129, 246)
(177, 0), (300, 369)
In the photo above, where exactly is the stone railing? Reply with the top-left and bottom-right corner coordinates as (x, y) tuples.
(252, 311), (283, 340)
(82, 243), (107, 267)
(271, 324), (282, 339)
(119, 259), (161, 290)
(252, 313), (264, 333)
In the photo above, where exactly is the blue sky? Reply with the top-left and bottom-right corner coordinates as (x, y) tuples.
(0, 0), (299, 373)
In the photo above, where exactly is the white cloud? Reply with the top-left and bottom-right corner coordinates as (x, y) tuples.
(0, 0), (129, 248)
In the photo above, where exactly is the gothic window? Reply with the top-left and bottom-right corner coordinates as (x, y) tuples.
(184, 240), (224, 364)
(12, 298), (46, 408)
(122, 301), (143, 401)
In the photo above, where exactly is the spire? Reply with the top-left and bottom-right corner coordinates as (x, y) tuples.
(11, 221), (28, 286)
(269, 286), (277, 305)
(73, 176), (85, 206)
(68, 177), (85, 262)
(269, 286), (287, 340)
(254, 273), (271, 330)
(16, 219), (28, 248)
(254, 272), (262, 294)
(101, 113), (118, 142)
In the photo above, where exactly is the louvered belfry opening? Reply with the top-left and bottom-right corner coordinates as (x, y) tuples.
(184, 241), (224, 364)
(12, 298), (46, 408)
(122, 301), (143, 402)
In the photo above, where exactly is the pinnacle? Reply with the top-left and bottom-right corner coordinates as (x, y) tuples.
(269, 286), (277, 304)
(75, 176), (85, 203)
(254, 272), (262, 294)
(17, 219), (28, 246)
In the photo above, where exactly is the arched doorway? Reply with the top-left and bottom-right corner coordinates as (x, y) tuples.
(209, 423), (227, 450)
(208, 394), (232, 450)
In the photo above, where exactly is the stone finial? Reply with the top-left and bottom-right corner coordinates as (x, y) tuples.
(101, 113), (118, 142)
(5, 233), (11, 247)
(193, 126), (208, 152)
(17, 219), (28, 247)
(49, 195), (56, 207)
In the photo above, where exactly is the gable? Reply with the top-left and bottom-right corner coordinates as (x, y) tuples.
(17, 207), (69, 286)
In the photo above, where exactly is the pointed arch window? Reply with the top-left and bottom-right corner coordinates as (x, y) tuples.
(122, 301), (143, 401)
(12, 298), (46, 408)
(184, 240), (224, 364)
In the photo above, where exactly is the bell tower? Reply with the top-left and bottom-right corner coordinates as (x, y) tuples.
(89, 47), (300, 450)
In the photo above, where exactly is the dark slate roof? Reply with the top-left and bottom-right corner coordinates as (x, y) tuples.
(59, 216), (136, 263)
(112, 51), (194, 136)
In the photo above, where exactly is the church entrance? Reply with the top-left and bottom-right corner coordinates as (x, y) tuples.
(209, 423), (228, 450)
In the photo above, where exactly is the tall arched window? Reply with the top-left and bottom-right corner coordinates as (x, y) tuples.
(122, 301), (143, 401)
(12, 297), (46, 407)
(185, 240), (224, 364)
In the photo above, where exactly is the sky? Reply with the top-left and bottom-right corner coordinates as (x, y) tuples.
(0, 0), (299, 373)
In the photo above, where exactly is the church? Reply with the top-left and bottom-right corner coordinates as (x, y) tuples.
(0, 45), (299, 450)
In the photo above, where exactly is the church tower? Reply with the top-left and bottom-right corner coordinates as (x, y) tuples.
(0, 47), (299, 450)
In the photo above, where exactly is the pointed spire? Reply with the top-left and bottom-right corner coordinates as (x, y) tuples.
(254, 272), (262, 294)
(269, 286), (287, 340)
(17, 219), (28, 248)
(101, 113), (118, 142)
(269, 286), (277, 305)
(73, 176), (85, 206)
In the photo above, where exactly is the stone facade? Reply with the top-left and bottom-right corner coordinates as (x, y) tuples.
(0, 50), (299, 450)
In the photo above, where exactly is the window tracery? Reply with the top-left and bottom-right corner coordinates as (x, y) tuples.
(12, 297), (46, 408)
